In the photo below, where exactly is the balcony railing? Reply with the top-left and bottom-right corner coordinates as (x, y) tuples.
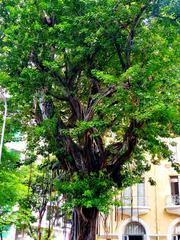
(166, 195), (180, 206)
(165, 195), (180, 216)
(119, 196), (150, 216)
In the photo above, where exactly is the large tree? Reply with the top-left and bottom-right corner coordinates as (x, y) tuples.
(0, 0), (179, 239)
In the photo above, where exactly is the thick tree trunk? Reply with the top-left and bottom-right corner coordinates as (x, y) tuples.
(70, 207), (99, 240)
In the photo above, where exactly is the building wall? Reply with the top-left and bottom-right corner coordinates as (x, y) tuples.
(97, 138), (180, 240)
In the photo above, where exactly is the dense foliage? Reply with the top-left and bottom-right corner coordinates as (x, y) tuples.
(0, 147), (27, 238)
(0, 0), (179, 239)
(0, 147), (26, 206)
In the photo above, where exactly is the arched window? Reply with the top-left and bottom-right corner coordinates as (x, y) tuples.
(124, 222), (146, 240)
(125, 222), (146, 235)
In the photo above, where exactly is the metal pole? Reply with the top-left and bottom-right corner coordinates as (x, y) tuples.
(0, 97), (7, 164)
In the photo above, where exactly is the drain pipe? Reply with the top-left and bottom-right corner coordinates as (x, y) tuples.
(154, 166), (159, 240)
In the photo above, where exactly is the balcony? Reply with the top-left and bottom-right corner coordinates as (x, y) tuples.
(118, 196), (150, 216)
(165, 195), (180, 215)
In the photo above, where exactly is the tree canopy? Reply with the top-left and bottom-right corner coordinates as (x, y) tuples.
(0, 0), (179, 239)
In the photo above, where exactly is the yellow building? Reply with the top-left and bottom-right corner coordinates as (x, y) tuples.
(97, 138), (180, 240)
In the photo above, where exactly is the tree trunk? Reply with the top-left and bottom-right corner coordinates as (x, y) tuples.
(70, 207), (98, 240)
(37, 217), (42, 240)
(47, 222), (51, 240)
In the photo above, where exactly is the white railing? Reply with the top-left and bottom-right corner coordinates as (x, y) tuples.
(166, 195), (180, 206)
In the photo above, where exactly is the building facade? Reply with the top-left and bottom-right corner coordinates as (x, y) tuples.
(97, 138), (180, 240)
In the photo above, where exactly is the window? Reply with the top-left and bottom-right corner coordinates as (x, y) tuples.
(125, 222), (146, 235)
(166, 138), (179, 163)
(122, 181), (146, 207)
(123, 187), (132, 206)
(170, 176), (180, 205)
(170, 176), (179, 195)
(124, 222), (146, 240)
(137, 180), (145, 206)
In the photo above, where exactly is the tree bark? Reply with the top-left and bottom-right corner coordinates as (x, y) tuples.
(37, 217), (42, 240)
(70, 207), (98, 240)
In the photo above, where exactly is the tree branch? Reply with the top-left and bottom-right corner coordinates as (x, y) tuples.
(83, 127), (105, 171)
(112, 35), (126, 72)
(107, 119), (144, 185)
(125, 4), (148, 69)
(56, 119), (85, 172)
(46, 90), (69, 102)
(67, 95), (84, 125)
(67, 66), (81, 90)
(30, 51), (66, 87)
(85, 85), (116, 121)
